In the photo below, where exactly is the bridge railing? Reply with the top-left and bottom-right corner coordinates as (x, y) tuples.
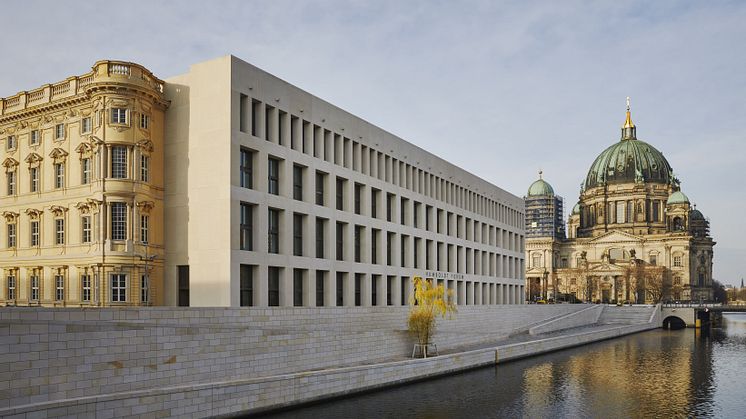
(661, 302), (722, 308)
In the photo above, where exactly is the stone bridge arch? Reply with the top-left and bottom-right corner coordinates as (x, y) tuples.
(662, 315), (687, 330)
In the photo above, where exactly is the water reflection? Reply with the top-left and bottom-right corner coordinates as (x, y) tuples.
(255, 314), (746, 419)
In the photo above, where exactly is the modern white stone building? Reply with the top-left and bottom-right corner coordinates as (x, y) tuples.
(164, 55), (525, 307)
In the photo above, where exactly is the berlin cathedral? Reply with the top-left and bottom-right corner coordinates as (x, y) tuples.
(525, 101), (715, 304)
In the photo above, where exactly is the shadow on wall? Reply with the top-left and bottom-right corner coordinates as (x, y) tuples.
(163, 82), (190, 307)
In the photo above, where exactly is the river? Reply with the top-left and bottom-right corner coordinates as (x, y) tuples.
(255, 313), (746, 418)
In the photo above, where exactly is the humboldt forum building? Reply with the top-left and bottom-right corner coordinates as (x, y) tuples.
(525, 103), (715, 304)
(0, 56), (526, 308)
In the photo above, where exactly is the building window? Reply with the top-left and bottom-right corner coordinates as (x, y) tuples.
(652, 201), (660, 222)
(111, 146), (127, 179)
(240, 203), (253, 251)
(315, 172), (325, 206)
(111, 274), (127, 302)
(616, 201), (626, 223)
(336, 272), (344, 306)
(81, 274), (91, 302)
(673, 256), (682, 267)
(6, 135), (16, 150)
(240, 148), (253, 189)
(140, 215), (149, 244)
(140, 155), (149, 182)
(178, 265), (189, 306)
(240, 264), (254, 306)
(30, 275), (39, 301)
(387, 193), (394, 222)
(336, 222), (344, 261)
(650, 254), (657, 266)
(55, 219), (65, 245)
(355, 274), (362, 306)
(30, 130), (39, 145)
(316, 271), (325, 307)
(293, 165), (303, 201)
(371, 189), (378, 218)
(82, 216), (92, 243)
(111, 108), (127, 125)
(54, 163), (64, 188)
(293, 269), (303, 306)
(336, 177), (345, 210)
(293, 213), (303, 256)
(140, 275), (149, 303)
(354, 184), (362, 215)
(55, 123), (65, 140)
(81, 158), (91, 185)
(7, 171), (16, 195)
(268, 158), (279, 195)
(7, 275), (15, 300)
(354, 225), (362, 263)
(268, 267), (280, 307)
(55, 275), (64, 301)
(111, 202), (127, 240)
(372, 229), (378, 264)
(316, 218), (325, 258)
(140, 114), (150, 130)
(268, 208), (279, 254)
(30, 221), (39, 246)
(29, 167), (39, 191)
(81, 117), (92, 134)
(532, 254), (541, 268)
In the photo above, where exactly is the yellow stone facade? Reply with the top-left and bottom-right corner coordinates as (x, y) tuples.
(0, 61), (168, 307)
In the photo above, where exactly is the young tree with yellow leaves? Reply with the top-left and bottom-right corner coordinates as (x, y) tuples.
(407, 276), (456, 358)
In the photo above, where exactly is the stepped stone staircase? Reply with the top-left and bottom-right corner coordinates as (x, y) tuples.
(598, 305), (656, 325)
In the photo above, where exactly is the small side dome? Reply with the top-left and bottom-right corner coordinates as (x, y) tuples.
(667, 191), (690, 205)
(690, 208), (705, 220)
(572, 202), (581, 215)
(527, 171), (554, 196)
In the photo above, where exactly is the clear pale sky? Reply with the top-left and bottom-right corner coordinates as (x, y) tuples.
(1, 1), (744, 285)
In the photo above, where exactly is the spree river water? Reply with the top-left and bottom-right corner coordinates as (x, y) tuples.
(256, 314), (746, 419)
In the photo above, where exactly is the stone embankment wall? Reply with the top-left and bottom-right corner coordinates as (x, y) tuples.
(0, 305), (642, 418)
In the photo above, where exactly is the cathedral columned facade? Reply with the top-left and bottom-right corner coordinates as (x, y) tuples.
(525, 102), (715, 304)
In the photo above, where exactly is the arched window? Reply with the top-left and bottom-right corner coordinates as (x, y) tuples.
(673, 217), (684, 231)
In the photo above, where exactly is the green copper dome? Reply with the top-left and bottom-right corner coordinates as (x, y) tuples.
(584, 138), (672, 190)
(690, 208), (705, 220)
(572, 202), (580, 215)
(667, 191), (689, 205)
(527, 174), (554, 197)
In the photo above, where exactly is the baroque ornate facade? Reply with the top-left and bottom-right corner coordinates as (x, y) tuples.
(0, 61), (168, 306)
(525, 102), (715, 303)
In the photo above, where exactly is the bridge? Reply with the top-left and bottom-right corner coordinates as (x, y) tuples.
(661, 303), (746, 329)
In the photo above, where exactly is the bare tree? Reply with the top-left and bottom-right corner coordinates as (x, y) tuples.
(643, 266), (669, 303)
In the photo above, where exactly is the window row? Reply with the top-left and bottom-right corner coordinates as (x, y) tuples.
(581, 199), (666, 227)
(239, 151), (523, 251)
(3, 209), (149, 248)
(236, 265), (523, 307)
(2, 272), (149, 304)
(3, 108), (151, 151)
(238, 96), (522, 228)
(239, 204), (522, 279)
(4, 148), (150, 195)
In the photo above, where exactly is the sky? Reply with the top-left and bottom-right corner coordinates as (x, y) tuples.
(1, 0), (744, 284)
